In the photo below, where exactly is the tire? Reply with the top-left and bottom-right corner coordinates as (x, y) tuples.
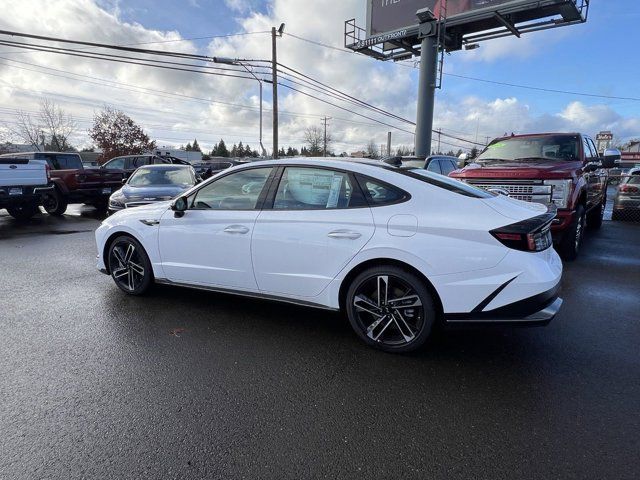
(345, 265), (436, 353)
(42, 189), (68, 216)
(586, 197), (605, 230)
(559, 205), (586, 261)
(93, 200), (108, 214)
(107, 235), (153, 295)
(6, 203), (39, 220)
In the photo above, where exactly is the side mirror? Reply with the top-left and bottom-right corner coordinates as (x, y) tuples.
(602, 148), (621, 169)
(121, 178), (127, 185)
(171, 196), (188, 217)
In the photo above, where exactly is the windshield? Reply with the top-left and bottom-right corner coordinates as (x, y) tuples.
(477, 135), (580, 162)
(128, 167), (193, 187)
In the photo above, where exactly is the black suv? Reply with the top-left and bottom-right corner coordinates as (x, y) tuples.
(102, 155), (190, 179)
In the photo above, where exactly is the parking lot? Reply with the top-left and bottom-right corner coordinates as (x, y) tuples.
(0, 201), (638, 480)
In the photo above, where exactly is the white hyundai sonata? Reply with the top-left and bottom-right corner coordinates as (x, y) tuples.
(95, 158), (563, 352)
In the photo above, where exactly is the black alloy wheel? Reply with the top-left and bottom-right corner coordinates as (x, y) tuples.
(107, 236), (153, 295)
(346, 266), (436, 353)
(559, 204), (586, 261)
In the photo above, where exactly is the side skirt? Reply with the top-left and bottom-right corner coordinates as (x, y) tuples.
(154, 278), (339, 312)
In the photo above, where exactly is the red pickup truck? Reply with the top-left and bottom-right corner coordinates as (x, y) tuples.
(450, 133), (618, 260)
(0, 152), (123, 215)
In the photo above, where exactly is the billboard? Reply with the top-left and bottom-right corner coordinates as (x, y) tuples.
(368, 0), (565, 36)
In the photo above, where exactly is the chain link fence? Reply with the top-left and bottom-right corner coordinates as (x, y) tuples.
(606, 173), (640, 223)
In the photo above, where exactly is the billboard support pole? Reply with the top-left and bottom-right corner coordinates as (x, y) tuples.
(415, 24), (438, 158)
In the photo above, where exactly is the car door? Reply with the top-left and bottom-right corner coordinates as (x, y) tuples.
(252, 166), (375, 298)
(157, 167), (274, 290)
(583, 136), (602, 209)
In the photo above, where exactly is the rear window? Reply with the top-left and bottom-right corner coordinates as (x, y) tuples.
(36, 153), (82, 170)
(400, 168), (494, 198)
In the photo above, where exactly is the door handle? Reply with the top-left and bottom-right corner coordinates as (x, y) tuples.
(224, 225), (250, 234)
(328, 229), (362, 240)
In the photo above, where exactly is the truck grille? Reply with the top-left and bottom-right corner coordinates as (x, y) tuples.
(466, 180), (551, 204)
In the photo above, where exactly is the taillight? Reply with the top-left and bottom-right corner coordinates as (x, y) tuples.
(619, 184), (639, 193)
(491, 213), (554, 252)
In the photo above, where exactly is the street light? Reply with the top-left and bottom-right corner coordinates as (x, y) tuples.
(213, 57), (267, 157)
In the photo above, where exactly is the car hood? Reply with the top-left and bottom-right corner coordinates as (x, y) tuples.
(451, 160), (581, 180)
(116, 184), (189, 200)
(106, 200), (173, 223)
(482, 194), (550, 221)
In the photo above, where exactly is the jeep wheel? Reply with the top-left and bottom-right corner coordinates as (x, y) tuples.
(42, 189), (68, 216)
(559, 205), (586, 261)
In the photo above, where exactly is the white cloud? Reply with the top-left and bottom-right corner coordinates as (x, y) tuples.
(0, 0), (636, 155)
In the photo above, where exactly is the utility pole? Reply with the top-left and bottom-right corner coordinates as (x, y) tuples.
(414, 14), (439, 158)
(387, 132), (392, 156)
(322, 116), (331, 157)
(437, 128), (441, 154)
(271, 25), (283, 159)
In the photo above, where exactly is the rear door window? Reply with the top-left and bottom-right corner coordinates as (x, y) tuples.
(356, 175), (409, 206)
(439, 159), (456, 176)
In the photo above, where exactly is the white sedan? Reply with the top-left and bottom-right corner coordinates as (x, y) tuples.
(95, 158), (563, 352)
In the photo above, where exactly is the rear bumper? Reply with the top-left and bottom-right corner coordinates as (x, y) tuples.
(0, 184), (54, 207)
(444, 282), (562, 326)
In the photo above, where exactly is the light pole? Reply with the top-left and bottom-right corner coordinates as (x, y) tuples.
(213, 57), (267, 157)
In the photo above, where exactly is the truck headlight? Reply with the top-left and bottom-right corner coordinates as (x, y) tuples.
(544, 179), (572, 209)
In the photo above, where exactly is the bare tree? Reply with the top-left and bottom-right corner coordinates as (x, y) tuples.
(39, 99), (76, 151)
(365, 139), (379, 159)
(304, 126), (330, 157)
(10, 111), (45, 151)
(5, 99), (76, 151)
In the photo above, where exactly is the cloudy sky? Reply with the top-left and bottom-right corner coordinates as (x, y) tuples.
(0, 0), (638, 155)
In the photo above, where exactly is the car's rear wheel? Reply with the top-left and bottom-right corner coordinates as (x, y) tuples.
(346, 266), (436, 353)
(559, 205), (586, 261)
(107, 235), (153, 295)
(42, 189), (68, 216)
(6, 203), (39, 220)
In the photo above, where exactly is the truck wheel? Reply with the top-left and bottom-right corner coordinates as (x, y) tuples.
(6, 203), (40, 220)
(559, 205), (586, 261)
(42, 189), (68, 216)
(587, 198), (605, 230)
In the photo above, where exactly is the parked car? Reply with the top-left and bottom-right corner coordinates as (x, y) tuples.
(108, 164), (198, 214)
(612, 168), (640, 221)
(0, 156), (53, 220)
(96, 158), (563, 353)
(383, 155), (460, 174)
(191, 160), (246, 179)
(101, 154), (191, 180)
(0, 151), (124, 215)
(449, 133), (618, 260)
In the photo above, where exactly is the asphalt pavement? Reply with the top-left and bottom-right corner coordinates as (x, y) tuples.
(0, 204), (639, 479)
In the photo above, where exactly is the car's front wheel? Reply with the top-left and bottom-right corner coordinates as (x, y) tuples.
(558, 205), (586, 261)
(107, 235), (153, 295)
(346, 266), (436, 353)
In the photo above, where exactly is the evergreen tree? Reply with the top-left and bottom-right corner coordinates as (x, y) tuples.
(210, 141), (219, 156)
(278, 147), (286, 157)
(237, 141), (244, 157)
(244, 144), (253, 157)
(230, 144), (238, 158)
(217, 139), (229, 157)
(185, 142), (192, 151)
(192, 139), (201, 152)
(251, 149), (259, 158)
